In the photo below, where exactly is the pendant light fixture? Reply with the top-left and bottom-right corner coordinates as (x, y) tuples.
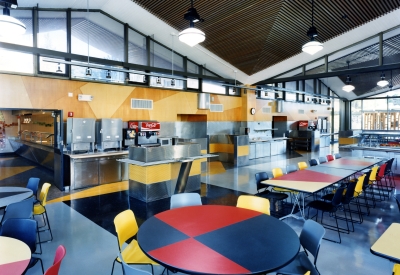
(389, 70), (393, 90)
(0, 1), (26, 37)
(170, 33), (175, 86)
(56, 63), (62, 73)
(302, 0), (323, 55)
(85, 0), (91, 77)
(179, 0), (205, 47)
(342, 61), (355, 92)
(377, 72), (389, 87)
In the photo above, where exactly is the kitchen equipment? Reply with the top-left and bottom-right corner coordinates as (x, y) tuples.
(66, 118), (95, 153)
(122, 129), (136, 147)
(158, 137), (172, 146)
(132, 121), (161, 146)
(95, 118), (122, 151)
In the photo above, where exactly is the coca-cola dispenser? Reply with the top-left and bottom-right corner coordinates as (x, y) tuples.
(129, 121), (160, 146)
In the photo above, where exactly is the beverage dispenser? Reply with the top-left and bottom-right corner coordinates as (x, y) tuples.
(122, 121), (138, 147)
(66, 118), (95, 153)
(136, 121), (160, 146)
(95, 118), (122, 151)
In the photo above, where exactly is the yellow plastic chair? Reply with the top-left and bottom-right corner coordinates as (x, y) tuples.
(111, 210), (158, 275)
(236, 195), (270, 215)
(298, 162), (308, 170)
(305, 272), (310, 275)
(272, 168), (298, 194)
(393, 263), (400, 275)
(33, 183), (53, 242)
(368, 165), (384, 201)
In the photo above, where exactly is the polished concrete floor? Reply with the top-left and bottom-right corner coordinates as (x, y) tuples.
(1, 145), (398, 275)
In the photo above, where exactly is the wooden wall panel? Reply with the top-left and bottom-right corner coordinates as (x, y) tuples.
(0, 75), (32, 108)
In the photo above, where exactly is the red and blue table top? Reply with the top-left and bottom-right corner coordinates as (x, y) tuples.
(138, 205), (300, 275)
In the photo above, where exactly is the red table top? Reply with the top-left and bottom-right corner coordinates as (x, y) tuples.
(273, 169), (343, 183)
(138, 205), (300, 275)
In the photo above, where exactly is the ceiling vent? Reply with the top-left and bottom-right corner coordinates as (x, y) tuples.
(210, 104), (223, 112)
(262, 107), (271, 114)
(131, 99), (153, 110)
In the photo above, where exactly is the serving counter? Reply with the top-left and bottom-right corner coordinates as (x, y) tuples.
(249, 137), (289, 160)
(118, 144), (215, 202)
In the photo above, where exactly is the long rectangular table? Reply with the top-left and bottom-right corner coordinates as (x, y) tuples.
(370, 223), (400, 263)
(261, 156), (382, 221)
(262, 168), (355, 220)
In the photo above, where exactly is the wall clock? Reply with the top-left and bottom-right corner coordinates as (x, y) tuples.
(250, 108), (256, 115)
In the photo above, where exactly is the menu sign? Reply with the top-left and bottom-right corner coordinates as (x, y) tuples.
(140, 122), (160, 131)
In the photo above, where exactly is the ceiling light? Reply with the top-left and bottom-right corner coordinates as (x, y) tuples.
(302, 0), (323, 55)
(56, 63), (62, 73)
(342, 75), (355, 92)
(85, 67), (92, 76)
(0, 3), (26, 36)
(377, 72), (389, 87)
(179, 0), (205, 47)
(106, 70), (111, 79)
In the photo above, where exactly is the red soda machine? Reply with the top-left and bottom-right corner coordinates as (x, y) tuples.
(125, 121), (160, 147)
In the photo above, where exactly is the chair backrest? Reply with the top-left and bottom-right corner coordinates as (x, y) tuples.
(354, 174), (366, 196)
(304, 272), (310, 275)
(393, 264), (400, 275)
(362, 170), (372, 190)
(0, 218), (38, 253)
(377, 163), (387, 178)
(385, 158), (394, 174)
(236, 195), (270, 215)
(272, 168), (283, 178)
(343, 180), (357, 203)
(254, 172), (269, 191)
(44, 245), (67, 275)
(395, 194), (400, 212)
(1, 197), (34, 224)
(331, 186), (345, 207)
(118, 251), (152, 275)
(334, 153), (342, 159)
(318, 156), (328, 164)
(309, 159), (318, 166)
(299, 219), (325, 263)
(170, 193), (202, 209)
(38, 183), (52, 207)
(286, 164), (298, 174)
(369, 166), (379, 182)
(326, 154), (335, 161)
(26, 177), (40, 197)
(298, 162), (308, 170)
(114, 210), (139, 248)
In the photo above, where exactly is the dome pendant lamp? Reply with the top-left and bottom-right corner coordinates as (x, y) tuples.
(0, 1), (26, 36)
(302, 0), (323, 55)
(179, 0), (205, 47)
(342, 61), (355, 92)
(377, 72), (389, 87)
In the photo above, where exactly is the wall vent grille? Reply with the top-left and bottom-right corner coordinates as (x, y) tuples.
(262, 107), (271, 113)
(210, 104), (223, 112)
(131, 99), (153, 109)
(298, 109), (305, 114)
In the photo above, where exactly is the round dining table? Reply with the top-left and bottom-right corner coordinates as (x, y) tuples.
(0, 236), (31, 274)
(0, 187), (33, 209)
(138, 205), (300, 275)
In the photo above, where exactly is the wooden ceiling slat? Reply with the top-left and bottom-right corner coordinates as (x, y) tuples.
(132, 0), (400, 75)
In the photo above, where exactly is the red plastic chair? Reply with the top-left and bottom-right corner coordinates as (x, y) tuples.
(44, 245), (66, 275)
(326, 154), (335, 161)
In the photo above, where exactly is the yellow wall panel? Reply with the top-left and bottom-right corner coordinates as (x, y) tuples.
(237, 145), (249, 156)
(81, 83), (134, 118)
(129, 164), (171, 184)
(209, 143), (234, 153)
(189, 159), (201, 176)
(0, 75), (32, 108)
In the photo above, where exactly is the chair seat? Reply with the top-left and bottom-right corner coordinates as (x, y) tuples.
(257, 190), (288, 201)
(118, 240), (158, 265)
(272, 187), (299, 194)
(307, 200), (335, 212)
(34, 204), (45, 215)
(275, 251), (319, 275)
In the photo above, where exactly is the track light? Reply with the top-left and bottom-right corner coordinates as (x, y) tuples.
(179, 0), (205, 47)
(377, 72), (389, 87)
(170, 79), (175, 86)
(56, 63), (62, 73)
(85, 67), (92, 76)
(106, 70), (111, 79)
(0, 2), (26, 36)
(156, 77), (161, 85)
(302, 0), (323, 55)
(342, 75), (355, 92)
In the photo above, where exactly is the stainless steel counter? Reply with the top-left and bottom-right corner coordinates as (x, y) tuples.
(118, 154), (217, 167)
